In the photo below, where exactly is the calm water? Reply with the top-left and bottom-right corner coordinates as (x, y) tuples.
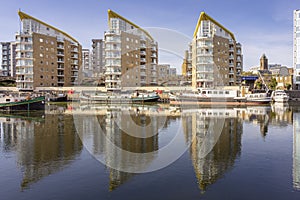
(0, 102), (300, 200)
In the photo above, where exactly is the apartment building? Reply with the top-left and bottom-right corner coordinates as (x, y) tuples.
(157, 64), (177, 85)
(91, 39), (105, 76)
(182, 43), (192, 84)
(104, 10), (158, 91)
(0, 42), (16, 77)
(294, 10), (300, 89)
(15, 11), (82, 90)
(190, 12), (243, 88)
(82, 48), (91, 72)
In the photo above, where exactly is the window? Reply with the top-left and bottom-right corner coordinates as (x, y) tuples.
(40, 38), (43, 42)
(40, 75), (43, 79)
(40, 53), (43, 57)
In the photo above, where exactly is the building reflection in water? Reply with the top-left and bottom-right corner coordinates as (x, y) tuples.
(75, 105), (170, 191)
(0, 109), (82, 190)
(182, 108), (243, 192)
(0, 103), (297, 192)
(293, 109), (300, 190)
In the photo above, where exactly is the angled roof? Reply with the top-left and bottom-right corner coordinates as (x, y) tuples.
(108, 9), (154, 41)
(18, 11), (79, 44)
(193, 12), (235, 41)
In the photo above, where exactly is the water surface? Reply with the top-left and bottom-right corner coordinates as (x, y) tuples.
(0, 103), (299, 200)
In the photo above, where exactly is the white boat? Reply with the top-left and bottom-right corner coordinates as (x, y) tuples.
(271, 90), (289, 103)
(171, 88), (238, 102)
(234, 92), (272, 104)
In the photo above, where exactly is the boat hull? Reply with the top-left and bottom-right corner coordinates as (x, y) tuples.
(80, 93), (160, 104)
(48, 95), (68, 102)
(0, 96), (45, 111)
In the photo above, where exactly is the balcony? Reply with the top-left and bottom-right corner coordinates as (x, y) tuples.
(104, 30), (118, 36)
(16, 70), (33, 75)
(71, 55), (79, 59)
(140, 58), (146, 63)
(151, 47), (157, 52)
(16, 78), (33, 83)
(140, 51), (146, 56)
(57, 52), (64, 57)
(71, 48), (78, 53)
(229, 78), (235, 82)
(71, 42), (78, 47)
(57, 59), (64, 63)
(140, 72), (146, 77)
(105, 70), (121, 75)
(105, 55), (121, 59)
(57, 45), (64, 49)
(140, 65), (146, 70)
(105, 47), (121, 51)
(105, 38), (121, 43)
(229, 70), (235, 75)
(105, 78), (121, 83)
(151, 54), (157, 58)
(57, 73), (64, 77)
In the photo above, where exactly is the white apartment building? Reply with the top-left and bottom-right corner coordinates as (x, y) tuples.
(104, 10), (158, 91)
(191, 12), (243, 88)
(294, 10), (300, 89)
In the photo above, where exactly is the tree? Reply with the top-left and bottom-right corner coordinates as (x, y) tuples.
(268, 78), (277, 90)
(255, 81), (262, 89)
(285, 83), (292, 90)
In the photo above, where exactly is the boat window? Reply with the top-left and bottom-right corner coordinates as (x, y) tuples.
(208, 91), (212, 94)
(225, 91), (229, 94)
(219, 91), (223, 95)
(202, 91), (206, 94)
(6, 99), (10, 102)
(213, 91), (218, 94)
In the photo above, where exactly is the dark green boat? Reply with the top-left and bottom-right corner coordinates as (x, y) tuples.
(0, 96), (46, 111)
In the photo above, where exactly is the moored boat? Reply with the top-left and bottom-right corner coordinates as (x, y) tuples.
(80, 91), (160, 104)
(48, 93), (68, 102)
(170, 88), (238, 102)
(0, 94), (45, 111)
(234, 92), (272, 104)
(271, 90), (289, 103)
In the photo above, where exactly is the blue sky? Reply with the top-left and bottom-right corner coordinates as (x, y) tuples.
(0, 0), (298, 71)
